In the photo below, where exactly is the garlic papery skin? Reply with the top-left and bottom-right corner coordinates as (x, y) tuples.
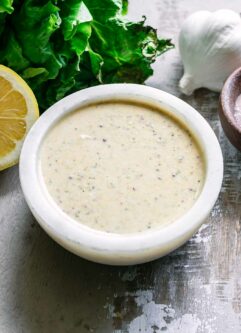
(179, 9), (241, 95)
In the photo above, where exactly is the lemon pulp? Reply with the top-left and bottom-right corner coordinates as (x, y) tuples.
(0, 65), (39, 171)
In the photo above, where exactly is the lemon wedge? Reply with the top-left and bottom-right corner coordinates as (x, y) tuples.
(0, 65), (39, 171)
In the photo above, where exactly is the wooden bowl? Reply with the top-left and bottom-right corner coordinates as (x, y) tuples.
(219, 67), (241, 151)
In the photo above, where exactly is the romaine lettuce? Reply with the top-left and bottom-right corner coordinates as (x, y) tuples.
(0, 0), (173, 110)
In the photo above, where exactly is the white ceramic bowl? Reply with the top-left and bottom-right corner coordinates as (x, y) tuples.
(19, 84), (223, 265)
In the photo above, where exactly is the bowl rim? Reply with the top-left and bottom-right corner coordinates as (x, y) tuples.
(19, 84), (223, 256)
(220, 66), (241, 136)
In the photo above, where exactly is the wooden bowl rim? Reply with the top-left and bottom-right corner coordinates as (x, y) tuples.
(220, 67), (241, 136)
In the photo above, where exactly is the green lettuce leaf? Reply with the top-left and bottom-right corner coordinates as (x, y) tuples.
(89, 18), (173, 83)
(0, 0), (173, 111)
(83, 0), (123, 22)
(13, 1), (62, 79)
(1, 32), (29, 71)
(61, 1), (92, 39)
(0, 0), (14, 14)
(0, 0), (14, 37)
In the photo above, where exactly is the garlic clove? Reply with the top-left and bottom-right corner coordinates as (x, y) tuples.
(179, 9), (241, 95)
(179, 74), (197, 95)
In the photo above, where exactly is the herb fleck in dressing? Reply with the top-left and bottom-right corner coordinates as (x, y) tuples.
(40, 102), (205, 234)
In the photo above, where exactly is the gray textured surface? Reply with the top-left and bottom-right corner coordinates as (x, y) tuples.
(1, 1), (241, 332)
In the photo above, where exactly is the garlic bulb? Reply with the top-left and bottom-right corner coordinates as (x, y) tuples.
(179, 9), (241, 95)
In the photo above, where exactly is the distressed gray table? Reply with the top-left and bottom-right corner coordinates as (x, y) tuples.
(1, 1), (241, 332)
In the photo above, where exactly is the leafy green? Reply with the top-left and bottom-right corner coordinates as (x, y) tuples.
(0, 0), (14, 14)
(0, 0), (14, 37)
(0, 0), (173, 111)
(83, 0), (123, 22)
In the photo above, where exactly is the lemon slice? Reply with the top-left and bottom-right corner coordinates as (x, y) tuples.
(0, 65), (39, 171)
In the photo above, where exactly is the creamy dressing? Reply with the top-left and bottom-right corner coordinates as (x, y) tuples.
(40, 101), (205, 234)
